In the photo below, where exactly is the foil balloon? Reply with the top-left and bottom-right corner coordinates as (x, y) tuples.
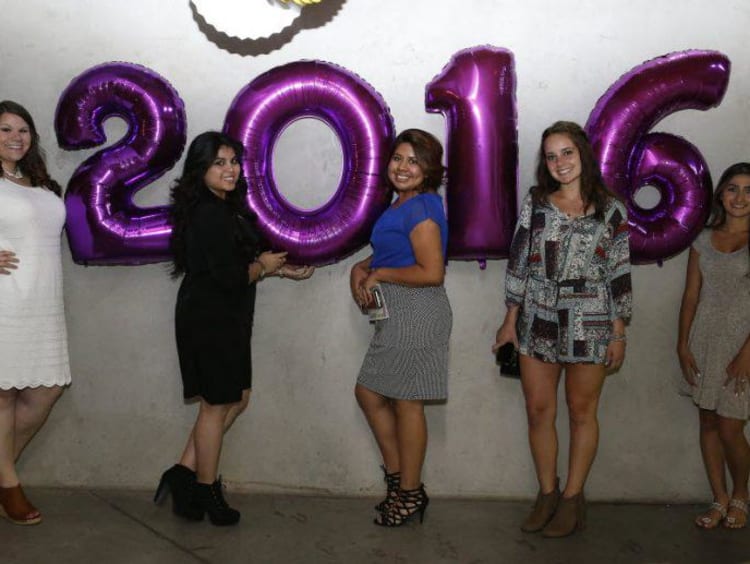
(55, 62), (187, 265)
(585, 50), (730, 264)
(224, 60), (395, 265)
(426, 46), (518, 262)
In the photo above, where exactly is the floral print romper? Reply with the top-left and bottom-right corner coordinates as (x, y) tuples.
(505, 192), (632, 364)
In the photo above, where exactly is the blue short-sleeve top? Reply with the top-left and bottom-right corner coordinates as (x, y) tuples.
(370, 192), (448, 268)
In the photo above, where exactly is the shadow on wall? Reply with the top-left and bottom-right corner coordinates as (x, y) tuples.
(189, 0), (349, 56)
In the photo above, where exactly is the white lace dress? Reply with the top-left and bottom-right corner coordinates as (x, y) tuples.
(0, 177), (70, 389)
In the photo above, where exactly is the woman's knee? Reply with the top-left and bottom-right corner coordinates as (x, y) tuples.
(524, 395), (557, 428)
(698, 409), (721, 433)
(718, 416), (748, 445)
(236, 389), (251, 414)
(0, 389), (18, 410)
(394, 398), (424, 417)
(565, 396), (598, 427)
(16, 385), (63, 410)
(355, 384), (386, 411)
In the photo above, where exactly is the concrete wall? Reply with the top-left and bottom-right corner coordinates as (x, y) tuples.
(4, 0), (749, 501)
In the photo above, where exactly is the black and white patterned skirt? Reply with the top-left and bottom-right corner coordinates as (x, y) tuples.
(357, 283), (452, 400)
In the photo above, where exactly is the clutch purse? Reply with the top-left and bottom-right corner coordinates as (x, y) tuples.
(495, 343), (521, 378)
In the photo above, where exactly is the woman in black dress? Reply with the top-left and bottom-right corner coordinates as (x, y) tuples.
(155, 131), (312, 526)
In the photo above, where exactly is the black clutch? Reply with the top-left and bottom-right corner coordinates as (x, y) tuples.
(495, 343), (521, 378)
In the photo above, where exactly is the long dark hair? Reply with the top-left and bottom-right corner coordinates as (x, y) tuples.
(0, 100), (61, 196)
(170, 131), (251, 277)
(532, 121), (614, 219)
(386, 128), (445, 193)
(706, 162), (750, 229)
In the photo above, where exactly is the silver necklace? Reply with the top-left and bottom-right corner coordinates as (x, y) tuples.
(2, 166), (23, 179)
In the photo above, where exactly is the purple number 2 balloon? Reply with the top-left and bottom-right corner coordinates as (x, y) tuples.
(55, 62), (187, 265)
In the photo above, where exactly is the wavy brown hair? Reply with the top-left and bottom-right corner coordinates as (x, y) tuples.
(386, 129), (445, 193)
(0, 100), (61, 196)
(532, 121), (614, 219)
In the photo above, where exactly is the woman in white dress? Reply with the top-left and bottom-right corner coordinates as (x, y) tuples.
(0, 100), (70, 525)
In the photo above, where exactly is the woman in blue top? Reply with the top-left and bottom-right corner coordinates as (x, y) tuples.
(350, 129), (452, 527)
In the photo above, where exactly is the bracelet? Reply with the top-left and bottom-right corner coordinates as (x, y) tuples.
(278, 269), (285, 279)
(256, 262), (266, 280)
(609, 333), (627, 343)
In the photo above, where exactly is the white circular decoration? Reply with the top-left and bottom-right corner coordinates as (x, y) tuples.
(191, 0), (302, 41)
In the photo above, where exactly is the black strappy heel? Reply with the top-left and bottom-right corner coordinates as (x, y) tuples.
(374, 465), (401, 513)
(374, 484), (429, 527)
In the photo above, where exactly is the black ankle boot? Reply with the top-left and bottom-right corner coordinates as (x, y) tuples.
(153, 464), (203, 521)
(194, 478), (240, 526)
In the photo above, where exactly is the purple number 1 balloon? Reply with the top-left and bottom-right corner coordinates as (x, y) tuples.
(426, 46), (519, 262)
(55, 62), (187, 265)
(586, 50), (730, 264)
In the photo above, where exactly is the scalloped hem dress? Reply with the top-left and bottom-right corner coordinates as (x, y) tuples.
(0, 178), (71, 390)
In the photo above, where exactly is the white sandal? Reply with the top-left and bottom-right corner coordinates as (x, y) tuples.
(724, 499), (748, 529)
(695, 501), (727, 529)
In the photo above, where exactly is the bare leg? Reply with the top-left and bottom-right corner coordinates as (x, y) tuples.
(179, 389), (251, 471)
(13, 386), (64, 460)
(193, 399), (233, 484)
(393, 399), (427, 490)
(520, 355), (563, 494)
(355, 384), (399, 473)
(718, 415), (750, 528)
(695, 409), (729, 527)
(0, 390), (18, 487)
(562, 363), (606, 497)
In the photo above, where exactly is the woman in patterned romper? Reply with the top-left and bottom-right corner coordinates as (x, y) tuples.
(494, 121), (632, 537)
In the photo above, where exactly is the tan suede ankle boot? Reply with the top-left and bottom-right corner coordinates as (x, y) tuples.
(542, 491), (586, 538)
(520, 478), (560, 533)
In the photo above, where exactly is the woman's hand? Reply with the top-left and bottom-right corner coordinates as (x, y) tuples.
(677, 343), (699, 386)
(0, 250), (18, 275)
(278, 264), (315, 281)
(359, 270), (382, 308)
(605, 340), (626, 371)
(493, 317), (519, 353)
(724, 346), (750, 396)
(257, 251), (287, 276)
(350, 262), (371, 307)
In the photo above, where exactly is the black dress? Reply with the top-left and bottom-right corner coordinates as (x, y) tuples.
(175, 191), (260, 405)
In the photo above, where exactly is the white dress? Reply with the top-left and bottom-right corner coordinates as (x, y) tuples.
(681, 230), (750, 419)
(0, 177), (71, 389)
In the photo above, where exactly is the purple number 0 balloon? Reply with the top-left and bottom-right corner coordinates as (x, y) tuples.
(224, 60), (395, 266)
(426, 46), (519, 263)
(55, 62), (187, 265)
(586, 50), (730, 264)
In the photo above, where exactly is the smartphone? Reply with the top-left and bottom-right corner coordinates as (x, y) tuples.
(371, 286), (383, 309)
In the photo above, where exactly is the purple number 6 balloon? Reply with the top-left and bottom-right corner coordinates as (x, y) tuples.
(224, 60), (395, 266)
(585, 50), (730, 264)
(55, 62), (187, 265)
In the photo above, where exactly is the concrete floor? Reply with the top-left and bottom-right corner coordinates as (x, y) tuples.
(1, 488), (748, 564)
